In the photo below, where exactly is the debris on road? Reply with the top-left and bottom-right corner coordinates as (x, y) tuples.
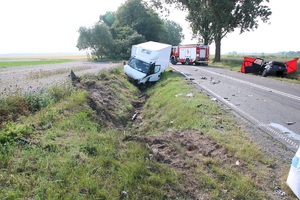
(210, 77), (220, 84)
(286, 122), (296, 125)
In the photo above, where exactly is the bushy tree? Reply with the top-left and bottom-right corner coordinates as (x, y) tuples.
(76, 23), (114, 59)
(162, 20), (184, 46)
(77, 0), (184, 60)
(112, 0), (165, 42)
(150, 0), (272, 62)
(110, 26), (146, 59)
(100, 11), (115, 27)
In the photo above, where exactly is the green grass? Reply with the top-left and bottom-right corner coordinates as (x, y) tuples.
(133, 68), (276, 198)
(0, 67), (180, 199)
(0, 59), (73, 68)
(0, 66), (291, 199)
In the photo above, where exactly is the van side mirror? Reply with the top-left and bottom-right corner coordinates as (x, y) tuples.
(154, 65), (161, 73)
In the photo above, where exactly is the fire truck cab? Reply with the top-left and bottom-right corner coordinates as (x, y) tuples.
(170, 44), (209, 66)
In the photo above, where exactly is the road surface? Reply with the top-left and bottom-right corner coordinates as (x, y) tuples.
(172, 64), (300, 152)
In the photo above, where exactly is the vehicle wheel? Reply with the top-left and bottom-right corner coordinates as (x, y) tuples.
(282, 73), (287, 78)
(181, 62), (185, 65)
(185, 58), (190, 65)
(262, 69), (268, 77)
(171, 57), (177, 65)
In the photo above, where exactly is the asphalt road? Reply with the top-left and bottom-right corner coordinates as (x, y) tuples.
(171, 64), (300, 152)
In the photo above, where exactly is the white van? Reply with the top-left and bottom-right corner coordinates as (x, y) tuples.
(124, 41), (172, 85)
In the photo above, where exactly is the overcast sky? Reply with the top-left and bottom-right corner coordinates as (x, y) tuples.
(0, 0), (299, 55)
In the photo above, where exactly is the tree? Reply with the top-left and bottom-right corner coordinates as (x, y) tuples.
(113, 0), (166, 42)
(149, 0), (272, 62)
(77, 27), (92, 51)
(76, 0), (184, 60)
(110, 26), (146, 59)
(76, 23), (114, 59)
(99, 11), (115, 27)
(162, 20), (184, 46)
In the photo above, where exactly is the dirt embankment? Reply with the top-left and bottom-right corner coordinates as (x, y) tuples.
(72, 75), (295, 199)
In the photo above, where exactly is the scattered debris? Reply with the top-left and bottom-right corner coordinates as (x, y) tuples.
(186, 93), (194, 97)
(132, 111), (139, 121)
(286, 122), (296, 125)
(175, 93), (182, 97)
(121, 191), (128, 197)
(210, 77), (220, 84)
(274, 187), (286, 197)
(16, 137), (30, 145)
(235, 160), (240, 166)
(69, 70), (81, 82)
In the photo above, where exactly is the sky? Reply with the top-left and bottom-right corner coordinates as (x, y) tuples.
(0, 0), (299, 55)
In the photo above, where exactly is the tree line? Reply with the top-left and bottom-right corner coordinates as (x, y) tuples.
(76, 0), (184, 60)
(77, 0), (272, 62)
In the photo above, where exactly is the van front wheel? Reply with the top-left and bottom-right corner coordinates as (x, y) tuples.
(171, 57), (177, 65)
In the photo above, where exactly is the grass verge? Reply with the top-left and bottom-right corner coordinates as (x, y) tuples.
(0, 66), (294, 199)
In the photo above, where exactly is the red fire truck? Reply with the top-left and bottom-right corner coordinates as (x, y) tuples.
(170, 44), (209, 66)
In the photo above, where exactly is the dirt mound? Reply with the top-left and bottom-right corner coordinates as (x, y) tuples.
(76, 80), (126, 127)
(128, 129), (250, 199)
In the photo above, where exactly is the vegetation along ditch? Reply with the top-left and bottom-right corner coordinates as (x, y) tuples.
(0, 65), (296, 199)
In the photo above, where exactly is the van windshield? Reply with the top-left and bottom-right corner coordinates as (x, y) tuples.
(128, 57), (150, 74)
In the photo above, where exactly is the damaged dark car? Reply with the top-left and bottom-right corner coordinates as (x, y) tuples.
(241, 57), (298, 77)
(262, 60), (287, 77)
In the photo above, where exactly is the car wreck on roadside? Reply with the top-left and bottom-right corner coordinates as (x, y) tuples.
(241, 57), (298, 77)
